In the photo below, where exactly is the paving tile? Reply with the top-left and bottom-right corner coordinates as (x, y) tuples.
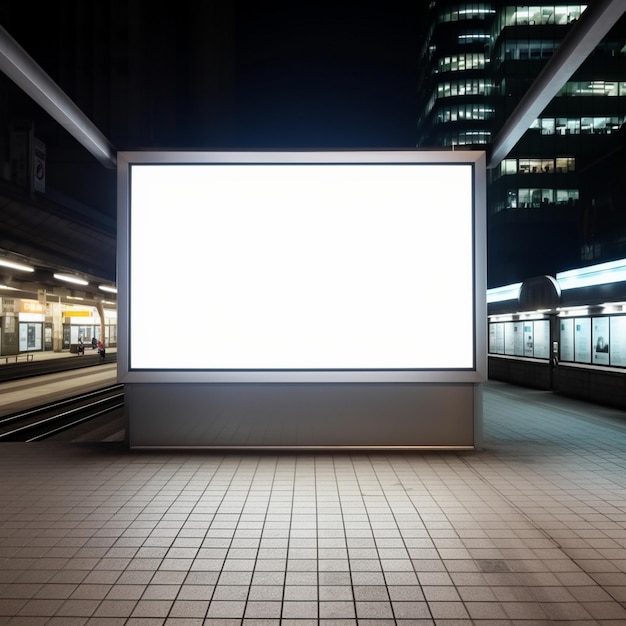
(2, 382), (626, 622)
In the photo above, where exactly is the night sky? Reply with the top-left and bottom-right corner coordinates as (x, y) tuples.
(2, 2), (428, 150)
(230, 4), (426, 148)
(1, 2), (429, 219)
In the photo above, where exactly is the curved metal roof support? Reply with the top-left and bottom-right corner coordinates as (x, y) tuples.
(0, 24), (117, 169)
(488, 0), (626, 169)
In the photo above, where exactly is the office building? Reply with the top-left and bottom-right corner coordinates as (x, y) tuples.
(416, 2), (626, 286)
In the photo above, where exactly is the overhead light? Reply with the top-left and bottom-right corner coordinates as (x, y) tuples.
(557, 305), (589, 316)
(557, 258), (626, 290)
(486, 282), (522, 303)
(99, 284), (117, 294)
(489, 314), (513, 322)
(602, 303), (622, 314)
(54, 273), (88, 286)
(0, 284), (19, 291)
(0, 258), (34, 272)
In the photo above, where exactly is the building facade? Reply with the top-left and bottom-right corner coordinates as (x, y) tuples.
(416, 2), (626, 286)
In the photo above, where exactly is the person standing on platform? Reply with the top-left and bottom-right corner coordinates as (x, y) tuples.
(97, 339), (106, 362)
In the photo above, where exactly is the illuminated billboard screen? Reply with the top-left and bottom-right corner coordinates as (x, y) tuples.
(118, 151), (485, 383)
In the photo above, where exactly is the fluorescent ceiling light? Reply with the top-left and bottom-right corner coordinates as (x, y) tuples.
(0, 258), (34, 272)
(558, 307), (589, 316)
(54, 273), (88, 286)
(486, 283), (522, 303)
(99, 284), (117, 293)
(0, 284), (19, 291)
(557, 258), (626, 289)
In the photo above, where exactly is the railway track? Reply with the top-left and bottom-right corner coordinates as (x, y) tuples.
(0, 384), (124, 442)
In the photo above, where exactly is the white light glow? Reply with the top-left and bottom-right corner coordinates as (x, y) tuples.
(129, 161), (476, 371)
(602, 304), (620, 314)
(0, 258), (34, 272)
(54, 273), (88, 286)
(486, 283), (522, 303)
(459, 8), (495, 14)
(557, 259), (626, 290)
(558, 306), (589, 316)
(518, 311), (549, 320)
(99, 284), (117, 293)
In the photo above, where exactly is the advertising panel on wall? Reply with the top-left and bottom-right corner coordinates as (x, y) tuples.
(513, 322), (524, 355)
(592, 317), (610, 365)
(560, 318), (574, 361)
(502, 321), (513, 355)
(610, 316), (626, 366)
(119, 150), (485, 384)
(489, 324), (498, 354)
(489, 319), (549, 359)
(523, 323), (534, 357)
(490, 322), (505, 354)
(574, 317), (592, 363)
(503, 322), (514, 355)
(544, 314), (626, 367)
(117, 150), (487, 448)
(533, 320), (549, 359)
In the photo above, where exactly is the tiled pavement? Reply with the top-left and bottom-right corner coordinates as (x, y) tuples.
(1, 380), (626, 624)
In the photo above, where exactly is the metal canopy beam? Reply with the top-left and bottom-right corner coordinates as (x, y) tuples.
(0, 24), (117, 169)
(488, 0), (626, 169)
(1, 4), (624, 173)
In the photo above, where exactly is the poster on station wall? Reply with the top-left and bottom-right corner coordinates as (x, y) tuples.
(489, 323), (497, 353)
(504, 322), (515, 354)
(534, 320), (550, 359)
(592, 317), (610, 365)
(560, 318), (574, 361)
(574, 317), (591, 363)
(523, 323), (534, 357)
(610, 316), (626, 366)
(513, 322), (524, 355)
(490, 320), (549, 359)
(492, 323), (505, 354)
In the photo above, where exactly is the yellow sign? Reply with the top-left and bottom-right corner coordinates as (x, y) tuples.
(64, 310), (92, 317)
(20, 300), (45, 314)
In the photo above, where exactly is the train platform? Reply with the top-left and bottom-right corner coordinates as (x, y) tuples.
(0, 348), (118, 417)
(0, 381), (626, 622)
(0, 346), (117, 365)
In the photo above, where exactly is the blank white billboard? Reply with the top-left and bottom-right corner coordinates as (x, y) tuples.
(118, 151), (485, 383)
